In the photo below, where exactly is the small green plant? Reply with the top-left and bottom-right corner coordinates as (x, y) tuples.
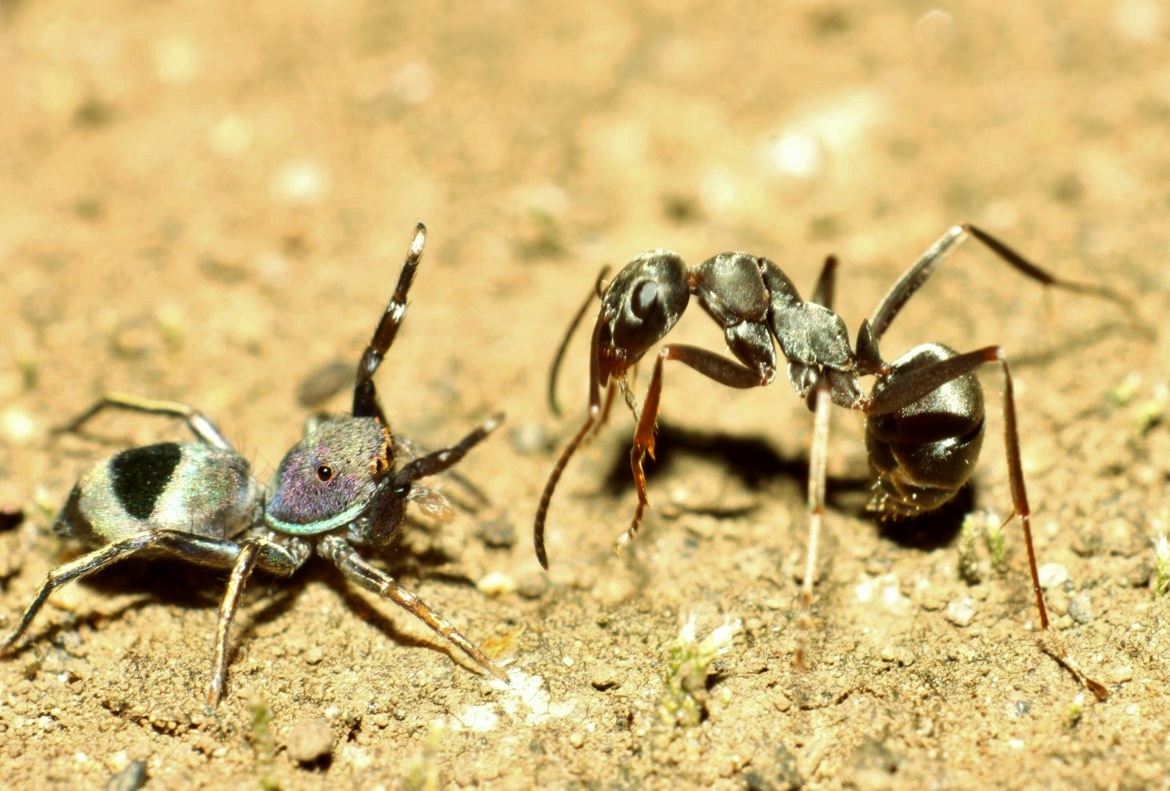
(1133, 386), (1168, 437)
(659, 616), (742, 728)
(986, 513), (1008, 574)
(1065, 692), (1086, 729)
(250, 698), (279, 791)
(402, 727), (444, 791)
(958, 512), (984, 583)
(958, 510), (1007, 581)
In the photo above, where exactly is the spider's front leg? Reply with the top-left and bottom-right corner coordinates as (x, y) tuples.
(317, 534), (507, 681)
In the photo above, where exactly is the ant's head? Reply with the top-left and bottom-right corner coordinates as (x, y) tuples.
(595, 251), (690, 384)
(264, 417), (394, 536)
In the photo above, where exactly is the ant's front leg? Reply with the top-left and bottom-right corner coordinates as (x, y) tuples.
(621, 343), (771, 550)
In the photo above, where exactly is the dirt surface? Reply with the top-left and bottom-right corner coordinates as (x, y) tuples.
(1, 2), (1168, 789)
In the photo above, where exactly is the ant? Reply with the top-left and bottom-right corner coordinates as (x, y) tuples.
(1, 224), (507, 710)
(535, 223), (1131, 701)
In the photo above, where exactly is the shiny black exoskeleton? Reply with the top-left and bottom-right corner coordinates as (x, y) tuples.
(538, 224), (1128, 700)
(2, 224), (506, 709)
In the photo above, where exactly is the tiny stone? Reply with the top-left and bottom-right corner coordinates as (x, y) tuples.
(515, 573), (549, 600)
(1126, 558), (1153, 588)
(1046, 589), (1070, 616)
(918, 591), (947, 612)
(304, 646), (324, 665)
(285, 719), (334, 764)
(476, 571), (516, 596)
(878, 645), (913, 666)
(1068, 592), (1094, 625)
(1037, 563), (1068, 589)
(476, 516), (516, 549)
(1104, 518), (1142, 557)
(106, 759), (148, 791)
(568, 731), (586, 749)
(944, 598), (976, 627)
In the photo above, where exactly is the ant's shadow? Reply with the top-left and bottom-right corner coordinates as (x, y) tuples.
(600, 421), (971, 551)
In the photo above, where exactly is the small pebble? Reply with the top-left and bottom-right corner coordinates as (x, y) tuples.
(918, 591), (947, 612)
(878, 645), (913, 666)
(1068, 592), (1094, 625)
(286, 719), (334, 764)
(476, 571), (516, 596)
(1037, 562), (1068, 589)
(515, 573), (549, 600)
(1125, 558), (1153, 588)
(944, 598), (976, 627)
(476, 517), (516, 549)
(106, 759), (148, 791)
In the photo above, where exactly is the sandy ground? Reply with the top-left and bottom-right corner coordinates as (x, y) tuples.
(1, 2), (1169, 789)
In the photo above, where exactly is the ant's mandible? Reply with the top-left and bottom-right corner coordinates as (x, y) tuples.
(536, 223), (1131, 701)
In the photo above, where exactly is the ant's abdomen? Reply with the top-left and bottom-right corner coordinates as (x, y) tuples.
(864, 343), (985, 517)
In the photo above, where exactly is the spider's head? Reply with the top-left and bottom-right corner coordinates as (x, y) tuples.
(264, 417), (394, 536)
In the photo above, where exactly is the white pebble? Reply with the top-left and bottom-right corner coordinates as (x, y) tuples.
(476, 571), (516, 596)
(945, 597), (976, 627)
(1037, 562), (1069, 589)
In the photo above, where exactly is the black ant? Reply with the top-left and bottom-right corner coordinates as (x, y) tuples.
(536, 223), (1131, 701)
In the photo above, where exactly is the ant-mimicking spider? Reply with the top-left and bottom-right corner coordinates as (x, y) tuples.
(2, 224), (507, 709)
(536, 223), (1131, 700)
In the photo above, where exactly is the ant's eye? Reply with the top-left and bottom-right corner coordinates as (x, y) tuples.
(316, 464), (334, 482)
(631, 281), (659, 320)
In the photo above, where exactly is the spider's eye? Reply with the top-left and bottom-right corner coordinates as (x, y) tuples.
(631, 280), (658, 320)
(316, 464), (334, 482)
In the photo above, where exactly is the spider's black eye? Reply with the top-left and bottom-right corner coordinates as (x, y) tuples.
(316, 464), (334, 482)
(631, 280), (658, 320)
